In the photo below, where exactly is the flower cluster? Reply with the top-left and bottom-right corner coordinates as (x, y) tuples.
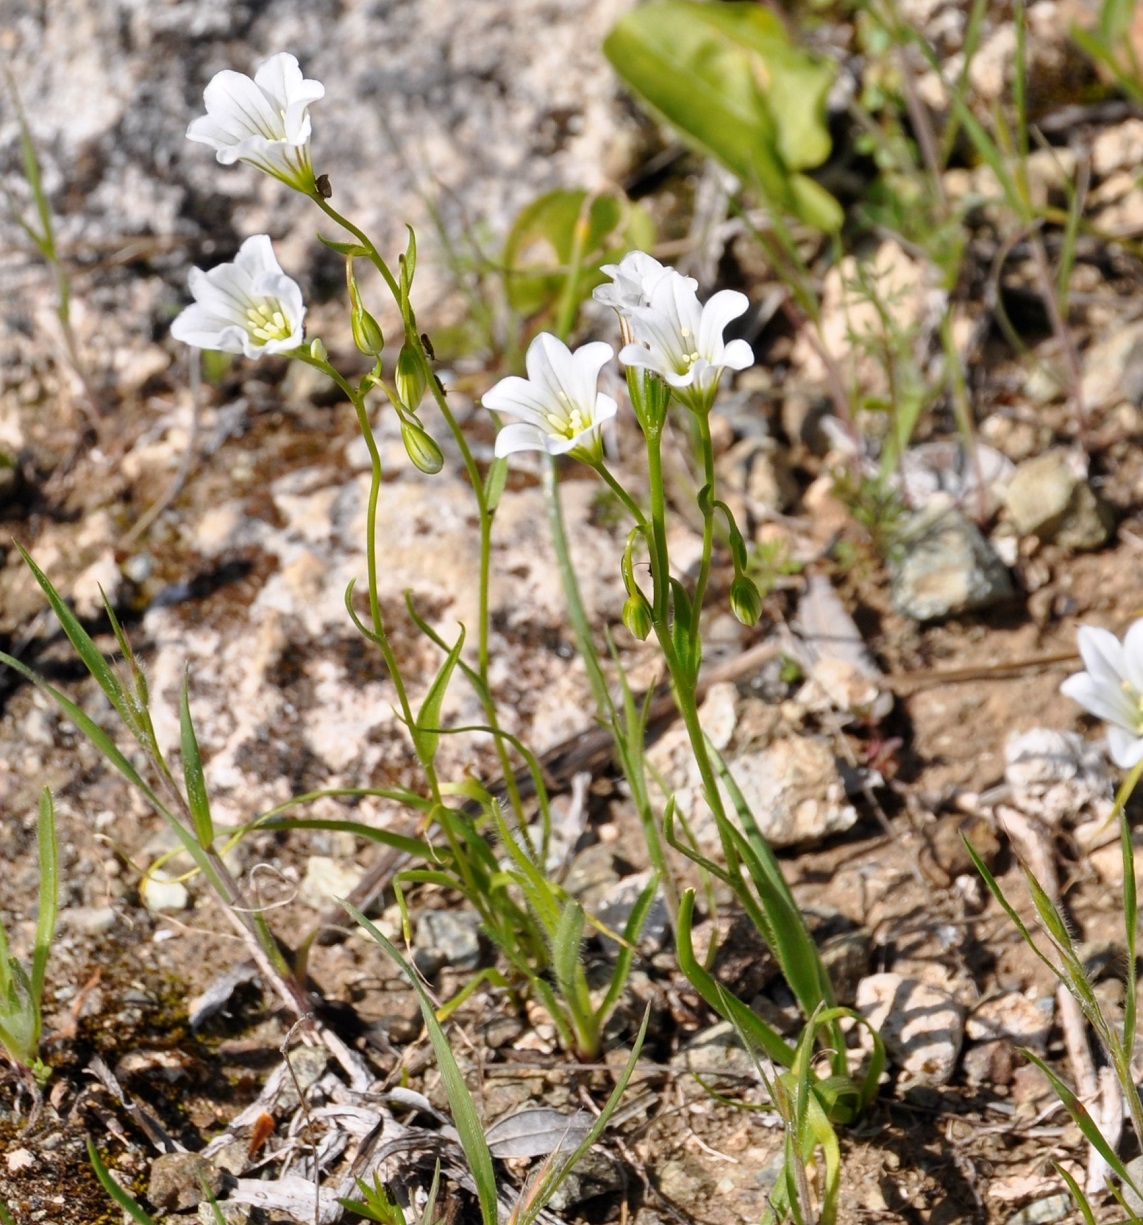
(482, 251), (754, 459)
(1061, 622), (1143, 768)
(174, 53), (325, 357)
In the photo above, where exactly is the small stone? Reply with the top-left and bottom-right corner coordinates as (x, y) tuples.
(198, 1202), (252, 1225)
(414, 908), (482, 971)
(675, 1021), (762, 1082)
(1003, 450), (1112, 549)
(60, 905), (117, 935)
(1006, 1194), (1073, 1225)
(147, 1151), (225, 1212)
(542, 1148), (625, 1212)
(139, 870), (190, 914)
(1082, 319), (1143, 409)
(961, 1038), (1017, 1088)
(856, 972), (965, 1085)
(818, 927), (872, 1006)
(591, 870), (672, 953)
(297, 855), (364, 910)
(718, 737), (859, 848)
(6, 1147), (35, 1174)
(1004, 728), (1113, 827)
(966, 992), (1053, 1052)
(890, 508), (1013, 622)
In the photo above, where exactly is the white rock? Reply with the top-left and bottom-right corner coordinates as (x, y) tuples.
(1003, 728), (1113, 827)
(298, 855), (364, 910)
(856, 972), (965, 1085)
(966, 992), (1052, 1052)
(140, 870), (190, 913)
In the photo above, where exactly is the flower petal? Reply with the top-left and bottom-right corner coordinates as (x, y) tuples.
(494, 421), (552, 457)
(698, 289), (748, 357)
(1076, 625), (1126, 685)
(720, 338), (755, 372)
(1122, 618), (1143, 693)
(482, 374), (552, 425)
(1061, 671), (1138, 729)
(1107, 725), (1143, 768)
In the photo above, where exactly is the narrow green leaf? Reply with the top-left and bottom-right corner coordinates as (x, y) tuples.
(30, 787), (57, 1014)
(87, 1138), (160, 1225)
(317, 233), (369, 256)
(179, 679), (214, 848)
(412, 621), (465, 765)
(343, 905), (499, 1225)
(552, 900), (586, 1006)
(15, 545), (129, 722)
(1053, 1161), (1095, 1225)
(484, 455), (508, 513)
(676, 889), (794, 1067)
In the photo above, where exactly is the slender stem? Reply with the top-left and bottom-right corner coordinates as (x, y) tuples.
(644, 429), (672, 625)
(689, 408), (717, 663)
(591, 461), (648, 528)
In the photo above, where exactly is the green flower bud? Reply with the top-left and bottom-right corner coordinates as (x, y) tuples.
(401, 420), (444, 475)
(395, 342), (428, 412)
(308, 337), (328, 363)
(729, 575), (762, 627)
(622, 591), (654, 641)
(351, 307), (385, 357)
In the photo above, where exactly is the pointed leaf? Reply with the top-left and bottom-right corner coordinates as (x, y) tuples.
(180, 679), (214, 848)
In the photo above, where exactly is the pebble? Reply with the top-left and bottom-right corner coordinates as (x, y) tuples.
(59, 905), (118, 935)
(147, 1151), (225, 1212)
(890, 507), (1013, 621)
(139, 870), (190, 914)
(414, 908), (482, 971)
(1003, 450), (1112, 550)
(718, 737), (859, 848)
(1006, 1194), (1073, 1225)
(1003, 728), (1113, 827)
(297, 854), (364, 910)
(856, 972), (965, 1085)
(966, 992), (1053, 1051)
(590, 870), (672, 953)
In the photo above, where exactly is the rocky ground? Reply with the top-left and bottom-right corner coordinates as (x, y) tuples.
(4, 1), (1143, 1223)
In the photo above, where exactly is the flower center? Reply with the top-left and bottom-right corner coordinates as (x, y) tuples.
(542, 389), (592, 440)
(246, 300), (293, 344)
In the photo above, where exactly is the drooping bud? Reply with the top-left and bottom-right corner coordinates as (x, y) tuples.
(622, 591), (654, 641)
(351, 307), (385, 357)
(729, 574), (762, 627)
(401, 419), (444, 475)
(395, 342), (428, 412)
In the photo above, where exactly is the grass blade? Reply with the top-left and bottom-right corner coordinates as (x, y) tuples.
(343, 902), (499, 1225)
(30, 788), (57, 1013)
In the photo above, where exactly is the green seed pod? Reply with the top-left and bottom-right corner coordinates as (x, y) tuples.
(622, 591), (654, 641)
(401, 419), (444, 475)
(351, 307), (385, 357)
(395, 342), (428, 412)
(729, 574), (762, 627)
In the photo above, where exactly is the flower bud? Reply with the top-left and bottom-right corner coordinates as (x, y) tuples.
(308, 337), (328, 363)
(395, 342), (427, 412)
(622, 591), (654, 641)
(351, 307), (385, 357)
(729, 575), (762, 627)
(401, 420), (444, 474)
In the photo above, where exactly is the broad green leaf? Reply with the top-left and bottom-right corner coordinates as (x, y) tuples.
(503, 187), (654, 317)
(604, 1), (841, 230)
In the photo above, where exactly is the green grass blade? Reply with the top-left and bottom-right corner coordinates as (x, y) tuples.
(1053, 1161), (1096, 1225)
(411, 616), (465, 766)
(0, 1199), (16, 1225)
(180, 679), (214, 847)
(15, 546), (130, 722)
(87, 1138), (160, 1225)
(676, 889), (795, 1068)
(30, 787), (57, 1015)
(1122, 810), (1138, 1059)
(1023, 1050), (1143, 1198)
(344, 903), (499, 1225)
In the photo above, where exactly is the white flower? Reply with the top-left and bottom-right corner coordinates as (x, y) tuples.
(618, 270), (754, 410)
(171, 234), (305, 359)
(186, 52), (324, 193)
(1061, 621), (1143, 767)
(593, 250), (695, 315)
(482, 333), (617, 462)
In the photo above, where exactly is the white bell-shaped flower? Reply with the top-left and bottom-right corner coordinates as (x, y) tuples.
(171, 234), (305, 359)
(187, 52), (324, 194)
(1062, 621), (1143, 768)
(483, 333), (617, 463)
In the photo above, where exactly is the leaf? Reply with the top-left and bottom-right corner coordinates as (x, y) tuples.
(30, 787), (57, 1018)
(180, 679), (214, 848)
(317, 233), (369, 256)
(503, 187), (654, 317)
(485, 1107), (593, 1159)
(604, 1), (841, 230)
(413, 622), (466, 766)
(87, 1139), (160, 1225)
(343, 905), (500, 1225)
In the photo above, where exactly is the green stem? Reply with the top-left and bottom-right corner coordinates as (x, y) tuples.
(689, 407), (717, 662)
(591, 461), (648, 529)
(644, 428), (672, 625)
